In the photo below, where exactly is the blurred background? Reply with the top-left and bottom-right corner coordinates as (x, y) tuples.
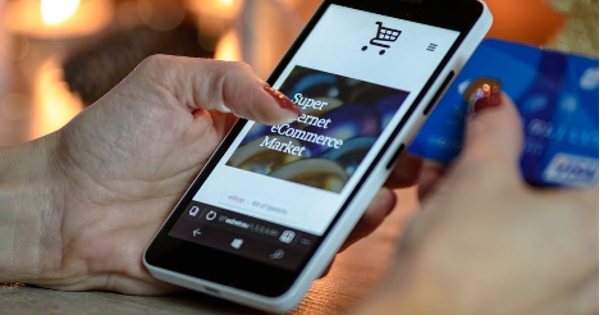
(0, 0), (597, 147)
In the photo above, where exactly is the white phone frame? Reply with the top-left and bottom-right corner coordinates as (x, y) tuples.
(144, 1), (492, 313)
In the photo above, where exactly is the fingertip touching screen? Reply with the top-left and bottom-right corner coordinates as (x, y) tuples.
(168, 4), (459, 271)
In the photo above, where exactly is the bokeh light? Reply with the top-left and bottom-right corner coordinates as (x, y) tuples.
(41, 0), (81, 25)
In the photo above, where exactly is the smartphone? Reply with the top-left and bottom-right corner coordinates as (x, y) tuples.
(144, 0), (492, 312)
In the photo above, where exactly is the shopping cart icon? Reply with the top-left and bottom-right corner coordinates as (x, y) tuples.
(361, 21), (401, 55)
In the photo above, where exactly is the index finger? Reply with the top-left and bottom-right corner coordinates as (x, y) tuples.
(134, 55), (301, 125)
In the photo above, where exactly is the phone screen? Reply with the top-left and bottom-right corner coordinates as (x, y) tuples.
(166, 4), (459, 271)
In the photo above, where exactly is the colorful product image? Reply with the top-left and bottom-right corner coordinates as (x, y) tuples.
(227, 66), (409, 193)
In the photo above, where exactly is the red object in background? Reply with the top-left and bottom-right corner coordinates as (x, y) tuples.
(485, 0), (565, 45)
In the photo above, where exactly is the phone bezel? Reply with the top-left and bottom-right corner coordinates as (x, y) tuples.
(145, 0), (484, 297)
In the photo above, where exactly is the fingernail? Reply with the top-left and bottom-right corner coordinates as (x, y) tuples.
(468, 81), (502, 114)
(263, 85), (302, 116)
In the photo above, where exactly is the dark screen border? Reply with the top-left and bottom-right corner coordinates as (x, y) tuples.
(145, 0), (484, 298)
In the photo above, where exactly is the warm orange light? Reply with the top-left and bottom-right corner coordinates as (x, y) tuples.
(186, 0), (239, 17)
(185, 0), (242, 37)
(214, 30), (241, 61)
(484, 0), (564, 46)
(33, 58), (83, 138)
(41, 0), (80, 25)
(5, 0), (113, 39)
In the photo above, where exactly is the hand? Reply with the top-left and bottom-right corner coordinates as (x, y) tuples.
(0, 56), (419, 294)
(356, 88), (598, 314)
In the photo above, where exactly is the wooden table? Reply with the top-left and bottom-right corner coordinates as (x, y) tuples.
(1, 189), (418, 315)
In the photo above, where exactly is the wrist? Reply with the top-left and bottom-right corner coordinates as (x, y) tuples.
(0, 135), (60, 282)
(388, 241), (503, 315)
(378, 254), (457, 314)
(354, 247), (478, 315)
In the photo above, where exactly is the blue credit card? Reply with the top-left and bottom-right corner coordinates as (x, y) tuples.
(410, 39), (599, 188)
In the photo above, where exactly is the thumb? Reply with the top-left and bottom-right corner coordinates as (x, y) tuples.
(460, 82), (524, 167)
(133, 55), (301, 125)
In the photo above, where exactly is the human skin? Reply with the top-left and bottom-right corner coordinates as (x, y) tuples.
(0, 56), (419, 294)
(352, 88), (598, 315)
(1, 56), (595, 314)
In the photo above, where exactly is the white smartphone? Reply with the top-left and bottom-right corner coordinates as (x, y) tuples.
(144, 0), (492, 312)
